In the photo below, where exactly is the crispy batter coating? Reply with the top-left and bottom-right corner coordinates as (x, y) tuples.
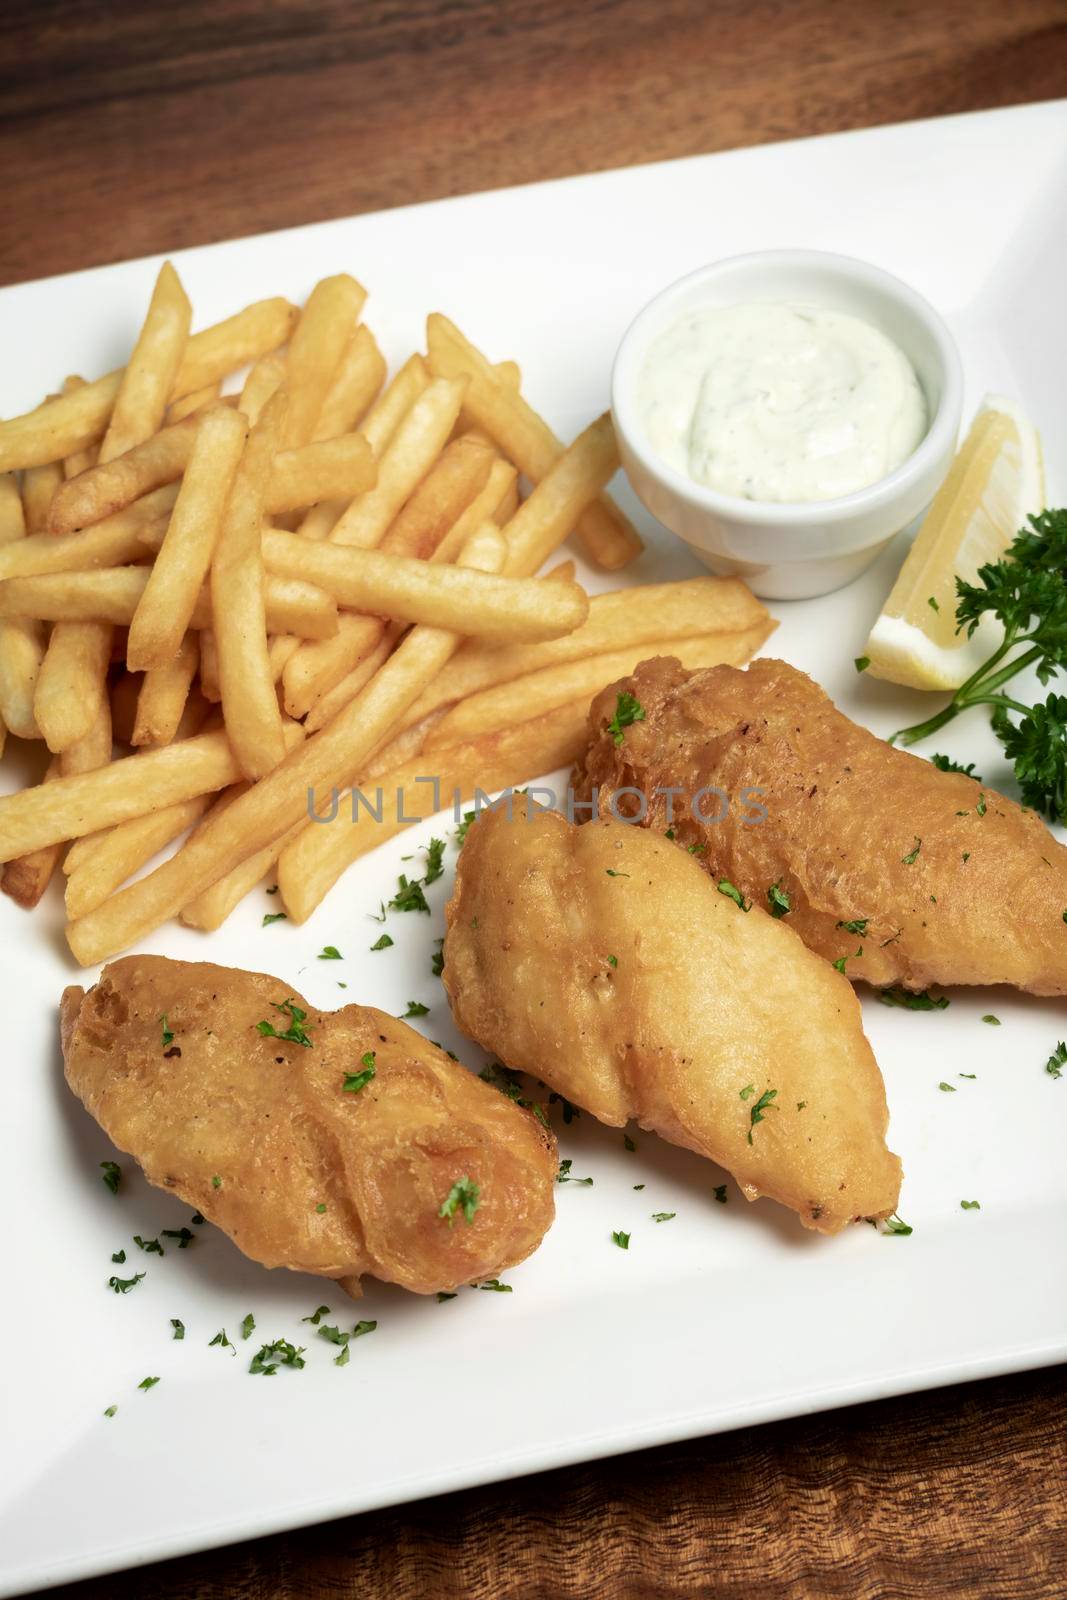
(445, 801), (901, 1233)
(61, 956), (556, 1297)
(576, 656), (1067, 996)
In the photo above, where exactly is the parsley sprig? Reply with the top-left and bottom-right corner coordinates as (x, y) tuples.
(891, 510), (1067, 821)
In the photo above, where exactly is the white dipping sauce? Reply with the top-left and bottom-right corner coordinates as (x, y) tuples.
(639, 301), (928, 503)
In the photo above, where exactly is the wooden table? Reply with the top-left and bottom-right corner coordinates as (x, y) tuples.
(7, 2), (1066, 1594)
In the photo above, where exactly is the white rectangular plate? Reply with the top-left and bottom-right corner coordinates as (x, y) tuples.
(2, 100), (1066, 1597)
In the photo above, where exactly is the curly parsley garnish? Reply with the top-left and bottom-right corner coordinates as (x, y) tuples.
(249, 1339), (306, 1376)
(389, 875), (430, 914)
(931, 754), (982, 779)
(556, 1159), (593, 1185)
(767, 882), (791, 918)
(746, 1087), (778, 1144)
(1046, 1041), (1066, 1080)
(439, 1176), (480, 1226)
(717, 879), (751, 912)
(342, 1051), (376, 1094)
(878, 988), (950, 1011)
(108, 1272), (145, 1294)
(423, 838), (446, 884)
(256, 998), (314, 1049)
(606, 692), (646, 747)
(402, 1000), (430, 1018)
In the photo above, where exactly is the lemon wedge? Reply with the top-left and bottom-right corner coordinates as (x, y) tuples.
(864, 395), (1045, 690)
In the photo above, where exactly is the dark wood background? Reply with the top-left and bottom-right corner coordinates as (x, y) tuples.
(5, 2), (1067, 1595)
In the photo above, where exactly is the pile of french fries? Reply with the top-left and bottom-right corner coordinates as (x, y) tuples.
(0, 264), (773, 964)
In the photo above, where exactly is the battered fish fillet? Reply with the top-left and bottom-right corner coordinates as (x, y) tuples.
(576, 656), (1067, 996)
(61, 956), (556, 1297)
(444, 801), (901, 1234)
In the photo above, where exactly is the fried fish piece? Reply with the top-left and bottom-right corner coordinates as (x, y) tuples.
(445, 801), (901, 1234)
(61, 956), (556, 1297)
(576, 655), (1067, 996)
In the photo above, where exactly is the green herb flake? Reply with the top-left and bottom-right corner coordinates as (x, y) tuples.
(103, 1405), (117, 1418)
(256, 998), (314, 1049)
(240, 1313), (256, 1341)
(249, 1339), (306, 1376)
(342, 1051), (376, 1094)
(717, 879), (751, 912)
(960, 1200), (981, 1210)
(836, 918), (868, 935)
(315, 1202), (327, 1213)
(477, 1279), (512, 1293)
(137, 1376), (160, 1392)
(611, 1230), (630, 1250)
(107, 1273), (145, 1294)
(901, 837), (922, 865)
(556, 1159), (593, 1185)
(209, 1328), (236, 1356)
(423, 838), (446, 885)
(982, 1014), (1001, 1026)
(633, 1184), (645, 1191)
(455, 811), (477, 847)
(854, 656), (870, 673)
(767, 881), (791, 918)
(302, 1305), (331, 1325)
(607, 954), (618, 967)
(161, 1227), (194, 1248)
(623, 1132), (636, 1152)
(652, 1212), (676, 1223)
(606, 692), (646, 747)
(878, 987), (950, 1011)
(931, 754), (982, 779)
(134, 1234), (163, 1256)
(439, 1176), (481, 1227)
(883, 1214), (913, 1236)
(976, 794), (987, 817)
(939, 1081), (957, 1093)
(262, 912), (287, 927)
(211, 1174), (222, 1189)
(100, 1160), (121, 1196)
(431, 939), (445, 977)
(170, 1318), (185, 1340)
(111, 1249), (126, 1264)
(959, 1073), (977, 1079)
(713, 1184), (728, 1204)
(371, 933), (394, 952)
(334, 1343), (350, 1367)
(605, 868), (630, 878)
(389, 874), (431, 914)
(160, 1014), (174, 1049)
(746, 1087), (778, 1144)
(402, 1000), (430, 1017)
(436, 1291), (457, 1303)
(1046, 1042), (1066, 1080)
(318, 945), (343, 960)
(927, 595), (940, 613)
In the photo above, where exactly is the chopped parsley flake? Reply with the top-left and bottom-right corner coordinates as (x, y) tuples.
(170, 1319), (185, 1340)
(108, 1273), (145, 1294)
(334, 1343), (350, 1367)
(960, 1200), (981, 1210)
(713, 1184), (728, 1204)
(854, 656), (870, 673)
(111, 1249), (126, 1264)
(301, 1305), (331, 1325)
(1046, 1042), (1066, 1080)
(137, 1376), (160, 1392)
(927, 595), (940, 613)
(423, 838), (446, 884)
(262, 911), (287, 927)
(161, 1227), (194, 1248)
(605, 868), (629, 878)
(606, 692), (646, 747)
(134, 1235), (163, 1256)
(212, 1175), (222, 1189)
(976, 794), (987, 817)
(436, 1292), (457, 1303)
(476, 1279), (512, 1292)
(767, 882), (791, 918)
(103, 1405), (117, 1418)
(315, 1203), (327, 1213)
(371, 933), (394, 952)
(901, 837), (922, 865)
(746, 1087), (778, 1144)
(209, 1328), (236, 1356)
(432, 939), (445, 976)
(160, 1014), (174, 1049)
(939, 1081), (956, 1092)
(319, 945), (343, 960)
(402, 1000), (430, 1017)
(717, 879), (751, 912)
(100, 1160), (121, 1195)
(883, 1213), (913, 1236)
(612, 1230), (630, 1250)
(607, 954), (618, 967)
(982, 1014), (1001, 1025)
(389, 875), (430, 914)
(454, 811), (477, 847)
(439, 1176), (480, 1226)
(836, 918), (868, 935)
(342, 1051), (376, 1094)
(249, 1339), (306, 1376)
(959, 1073), (977, 1079)
(256, 998), (314, 1049)
(556, 1159), (593, 1185)
(240, 1313), (255, 1341)
(652, 1212), (676, 1223)
(931, 754), (982, 779)
(623, 1133), (636, 1152)
(878, 987), (950, 1011)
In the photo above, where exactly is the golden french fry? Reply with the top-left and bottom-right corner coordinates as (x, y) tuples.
(22, 460), (63, 534)
(33, 619), (113, 753)
(62, 377), (98, 477)
(357, 353), (430, 458)
(427, 313), (643, 569)
(268, 633), (300, 682)
(1, 758), (64, 909)
(50, 415), (199, 535)
(284, 274), (367, 448)
(98, 262), (192, 463)
(0, 298), (297, 473)
(199, 630), (220, 701)
(64, 794), (212, 919)
(238, 352), (286, 425)
(0, 619), (46, 739)
(265, 433), (376, 514)
(65, 524), (507, 963)
(0, 463), (26, 543)
(499, 412), (620, 577)
(0, 489), (178, 581)
(212, 389), (287, 778)
(278, 701), (589, 923)
(301, 629), (396, 733)
(0, 566), (337, 638)
(59, 694), (113, 775)
(179, 809), (303, 931)
(125, 406), (247, 670)
(0, 725), (252, 860)
(131, 630), (199, 746)
(313, 325), (386, 440)
(166, 379), (223, 425)
(493, 475), (520, 524)
(330, 377), (467, 549)
(264, 528), (588, 639)
(426, 626), (773, 749)
(402, 576), (772, 729)
(494, 360), (521, 388)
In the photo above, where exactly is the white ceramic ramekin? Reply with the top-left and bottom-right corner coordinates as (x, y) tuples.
(611, 249), (963, 600)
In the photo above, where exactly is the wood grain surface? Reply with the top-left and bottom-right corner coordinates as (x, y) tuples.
(6, 2), (1067, 1596)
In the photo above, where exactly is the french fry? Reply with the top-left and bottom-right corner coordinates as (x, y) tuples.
(125, 406), (247, 670)
(265, 433), (376, 514)
(493, 475), (520, 524)
(0, 298), (297, 472)
(1, 758), (64, 909)
(64, 794), (213, 920)
(0, 463), (26, 542)
(427, 313), (643, 569)
(277, 701), (589, 922)
(356, 353), (430, 458)
(425, 626), (773, 749)
(301, 628), (396, 733)
(494, 360), (521, 389)
(263, 529), (588, 639)
(312, 325), (386, 440)
(61, 377), (98, 477)
(212, 389), (287, 777)
(49, 415), (199, 534)
(0, 619), (46, 739)
(33, 619), (113, 753)
(268, 633), (300, 682)
(0, 725), (255, 860)
(59, 693), (114, 774)
(65, 523), (507, 963)
(238, 352), (286, 425)
(497, 413), (618, 577)
(0, 567), (337, 638)
(131, 631), (199, 746)
(98, 262), (193, 463)
(166, 379), (222, 425)
(22, 460), (63, 534)
(284, 274), (367, 448)
(199, 631), (220, 701)
(0, 488), (178, 581)
(400, 577), (772, 729)
(179, 810), (303, 931)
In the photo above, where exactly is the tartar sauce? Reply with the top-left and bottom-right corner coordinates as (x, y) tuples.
(639, 302), (927, 503)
